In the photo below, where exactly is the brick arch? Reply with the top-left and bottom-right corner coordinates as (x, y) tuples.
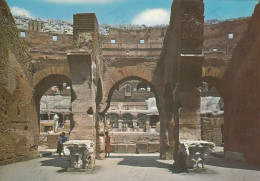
(100, 66), (156, 114)
(33, 74), (72, 131)
(202, 66), (226, 80)
(32, 64), (70, 89)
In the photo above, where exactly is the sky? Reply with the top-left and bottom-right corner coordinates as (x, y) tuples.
(6, 0), (260, 26)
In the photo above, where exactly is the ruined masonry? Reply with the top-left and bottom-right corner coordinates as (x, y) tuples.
(1, 0), (260, 170)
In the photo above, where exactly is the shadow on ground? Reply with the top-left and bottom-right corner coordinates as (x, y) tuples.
(40, 155), (69, 172)
(115, 155), (173, 172)
(205, 156), (260, 171)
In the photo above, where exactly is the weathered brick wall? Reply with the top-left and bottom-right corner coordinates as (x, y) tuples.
(0, 0), (38, 165)
(222, 2), (260, 163)
(152, 0), (205, 160)
(19, 30), (73, 61)
(201, 117), (224, 146)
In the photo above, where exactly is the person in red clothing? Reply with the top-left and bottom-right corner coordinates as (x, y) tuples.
(105, 132), (110, 158)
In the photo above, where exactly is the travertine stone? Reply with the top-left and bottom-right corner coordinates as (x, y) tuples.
(117, 144), (127, 153)
(126, 144), (137, 153)
(176, 140), (214, 171)
(136, 143), (148, 154)
(64, 140), (95, 171)
(148, 143), (160, 153)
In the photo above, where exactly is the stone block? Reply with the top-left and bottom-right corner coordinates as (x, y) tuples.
(47, 134), (59, 149)
(148, 143), (160, 153)
(110, 144), (118, 153)
(126, 144), (136, 153)
(118, 144), (127, 153)
(136, 143), (148, 154)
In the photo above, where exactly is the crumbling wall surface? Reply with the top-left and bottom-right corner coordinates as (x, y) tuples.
(152, 0), (204, 160)
(0, 0), (38, 165)
(204, 18), (250, 65)
(223, 2), (260, 163)
(67, 13), (105, 159)
(20, 30), (74, 61)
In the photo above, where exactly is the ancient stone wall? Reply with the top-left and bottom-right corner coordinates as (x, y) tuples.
(151, 0), (205, 160)
(109, 132), (160, 154)
(19, 30), (73, 61)
(222, 2), (260, 163)
(0, 0), (38, 165)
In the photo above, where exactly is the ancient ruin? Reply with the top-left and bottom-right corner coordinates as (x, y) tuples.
(1, 0), (260, 176)
(64, 140), (95, 171)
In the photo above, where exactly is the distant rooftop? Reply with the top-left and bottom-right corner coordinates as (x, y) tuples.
(14, 15), (250, 35)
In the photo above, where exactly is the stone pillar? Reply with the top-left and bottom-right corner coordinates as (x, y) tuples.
(179, 88), (201, 141)
(156, 122), (160, 132)
(133, 119), (137, 130)
(68, 54), (95, 141)
(145, 120), (151, 133)
(159, 113), (175, 160)
(118, 120), (123, 132)
(95, 114), (105, 160)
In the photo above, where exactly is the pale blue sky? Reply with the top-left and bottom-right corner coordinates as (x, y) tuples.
(6, 0), (260, 25)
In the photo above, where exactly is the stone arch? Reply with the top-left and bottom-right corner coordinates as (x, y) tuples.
(137, 82), (148, 91)
(202, 66), (226, 81)
(107, 113), (119, 128)
(122, 113), (134, 128)
(101, 66), (155, 113)
(32, 64), (70, 89)
(101, 75), (157, 114)
(137, 113), (147, 128)
(200, 76), (226, 101)
(33, 74), (72, 130)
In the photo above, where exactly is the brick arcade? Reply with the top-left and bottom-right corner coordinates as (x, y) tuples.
(1, 0), (260, 167)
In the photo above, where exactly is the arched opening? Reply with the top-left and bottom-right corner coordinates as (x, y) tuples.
(150, 115), (159, 128)
(122, 113), (134, 130)
(109, 113), (119, 128)
(34, 74), (72, 150)
(104, 77), (160, 154)
(137, 82), (148, 91)
(137, 113), (147, 128)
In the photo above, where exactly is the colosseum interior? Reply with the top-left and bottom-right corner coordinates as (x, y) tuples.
(1, 0), (260, 179)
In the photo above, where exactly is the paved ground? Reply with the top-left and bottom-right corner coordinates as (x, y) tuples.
(1, 153), (260, 181)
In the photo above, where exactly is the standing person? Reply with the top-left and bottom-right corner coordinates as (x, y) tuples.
(54, 114), (59, 133)
(57, 133), (63, 157)
(105, 132), (110, 158)
(61, 132), (68, 143)
(61, 132), (68, 156)
(57, 132), (67, 157)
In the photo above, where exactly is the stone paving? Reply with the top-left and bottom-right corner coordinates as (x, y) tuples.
(1, 153), (260, 181)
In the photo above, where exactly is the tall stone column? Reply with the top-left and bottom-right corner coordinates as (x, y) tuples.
(68, 54), (95, 141)
(179, 88), (201, 141)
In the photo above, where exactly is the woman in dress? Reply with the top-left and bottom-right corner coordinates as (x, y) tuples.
(105, 132), (110, 158)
